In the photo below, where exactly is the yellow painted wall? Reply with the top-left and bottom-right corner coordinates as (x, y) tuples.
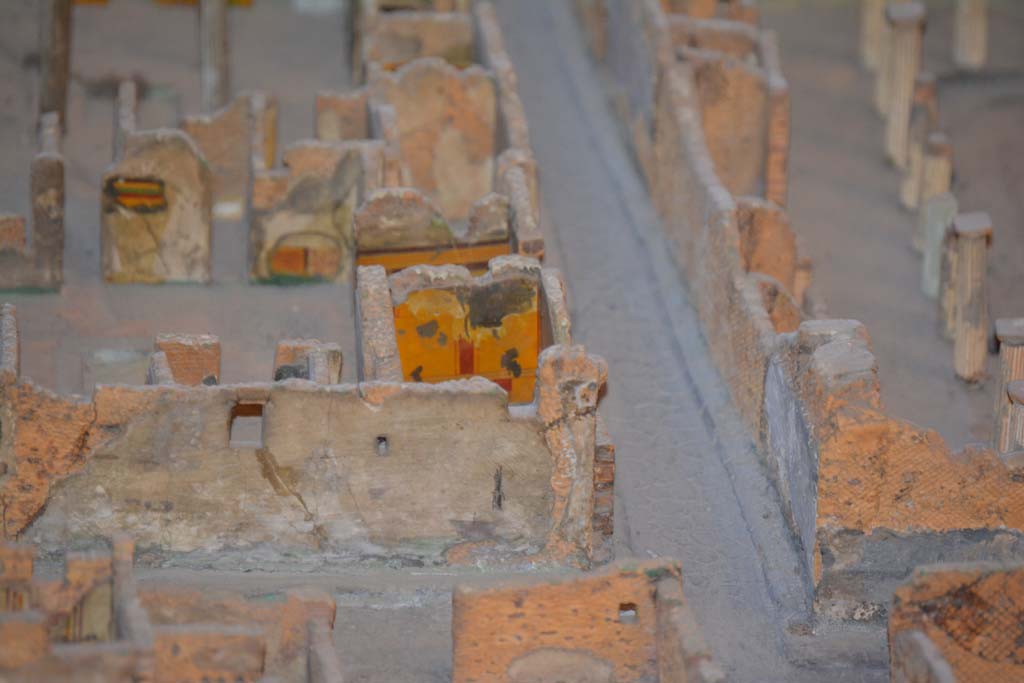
(393, 281), (539, 403)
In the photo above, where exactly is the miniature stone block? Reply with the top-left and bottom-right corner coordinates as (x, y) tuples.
(273, 339), (343, 383)
(155, 334), (221, 386)
(354, 187), (511, 274)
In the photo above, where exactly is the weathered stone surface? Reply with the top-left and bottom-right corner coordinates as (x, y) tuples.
(101, 130), (212, 284)
(356, 265), (404, 382)
(466, 192), (510, 243)
(23, 380), (558, 565)
(0, 378), (95, 539)
(155, 334), (221, 386)
(890, 563), (1024, 681)
(354, 187), (453, 252)
(181, 92), (278, 218)
(369, 58), (496, 221)
(453, 561), (722, 683)
(362, 11), (474, 76)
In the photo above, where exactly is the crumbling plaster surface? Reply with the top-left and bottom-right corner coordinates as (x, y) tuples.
(22, 379), (554, 565)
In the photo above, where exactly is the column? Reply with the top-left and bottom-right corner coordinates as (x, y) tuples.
(952, 212), (992, 382)
(199, 0), (229, 113)
(993, 320), (1024, 453)
(38, 0), (72, 130)
(912, 132), (953, 251)
(954, 0), (987, 70)
(900, 73), (937, 212)
(861, 0), (887, 70)
(920, 192), (957, 299)
(884, 3), (927, 170)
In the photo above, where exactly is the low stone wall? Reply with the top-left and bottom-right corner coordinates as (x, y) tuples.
(579, 0), (1024, 625)
(452, 560), (724, 683)
(181, 91), (277, 219)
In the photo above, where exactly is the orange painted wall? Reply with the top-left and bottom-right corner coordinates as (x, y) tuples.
(393, 281), (539, 403)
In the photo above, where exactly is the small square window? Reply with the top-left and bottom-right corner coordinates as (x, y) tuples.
(230, 402), (265, 448)
(618, 603), (638, 624)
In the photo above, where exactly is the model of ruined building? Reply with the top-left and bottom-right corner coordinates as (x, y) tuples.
(575, 0), (1024, 667)
(101, 81), (213, 284)
(889, 563), (1024, 682)
(0, 255), (614, 567)
(0, 537), (343, 682)
(451, 560), (725, 683)
(248, 1), (541, 285)
(0, 113), (64, 292)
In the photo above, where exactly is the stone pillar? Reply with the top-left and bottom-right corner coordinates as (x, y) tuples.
(884, 3), (926, 170)
(900, 73), (937, 212)
(861, 0), (887, 70)
(921, 133), (953, 200)
(993, 320), (1024, 453)
(39, 0), (72, 130)
(952, 212), (992, 382)
(536, 345), (607, 567)
(954, 0), (987, 70)
(355, 265), (403, 382)
(112, 80), (137, 162)
(1006, 381), (1024, 452)
(920, 192), (958, 299)
(914, 132), (953, 251)
(199, 0), (229, 113)
(30, 112), (65, 289)
(873, 15), (894, 115)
